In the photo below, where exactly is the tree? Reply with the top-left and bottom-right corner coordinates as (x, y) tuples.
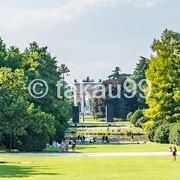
(0, 68), (28, 148)
(22, 43), (71, 142)
(0, 39), (71, 150)
(0, 38), (7, 67)
(89, 68), (138, 119)
(108, 67), (121, 80)
(169, 122), (180, 145)
(132, 56), (149, 109)
(145, 29), (180, 123)
(16, 105), (55, 151)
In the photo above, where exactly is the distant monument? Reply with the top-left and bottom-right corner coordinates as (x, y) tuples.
(73, 76), (117, 123)
(73, 77), (100, 122)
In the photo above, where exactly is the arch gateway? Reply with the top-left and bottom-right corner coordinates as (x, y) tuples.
(72, 77), (114, 123)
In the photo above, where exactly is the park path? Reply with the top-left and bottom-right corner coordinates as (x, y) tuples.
(0, 152), (178, 157)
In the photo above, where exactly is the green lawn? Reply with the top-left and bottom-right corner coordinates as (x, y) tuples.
(76, 142), (174, 152)
(0, 142), (176, 153)
(79, 116), (130, 124)
(0, 156), (179, 180)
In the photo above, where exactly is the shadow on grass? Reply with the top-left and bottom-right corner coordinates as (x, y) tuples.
(0, 164), (62, 178)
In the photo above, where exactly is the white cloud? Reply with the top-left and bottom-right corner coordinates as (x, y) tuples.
(0, 0), (117, 31)
(0, 0), (160, 31)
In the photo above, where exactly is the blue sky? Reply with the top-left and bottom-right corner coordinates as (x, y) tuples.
(0, 0), (180, 83)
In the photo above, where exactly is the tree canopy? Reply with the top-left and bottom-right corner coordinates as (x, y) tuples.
(0, 39), (71, 151)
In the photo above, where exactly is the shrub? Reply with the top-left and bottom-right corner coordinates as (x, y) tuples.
(130, 109), (144, 126)
(16, 131), (49, 152)
(16, 108), (55, 152)
(154, 123), (171, 143)
(126, 112), (133, 121)
(147, 121), (162, 142)
(169, 122), (180, 145)
(136, 117), (148, 127)
(142, 120), (154, 132)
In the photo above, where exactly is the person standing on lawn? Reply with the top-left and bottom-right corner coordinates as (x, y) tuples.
(170, 146), (177, 162)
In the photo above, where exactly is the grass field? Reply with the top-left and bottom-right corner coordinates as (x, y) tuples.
(0, 142), (174, 153)
(76, 142), (174, 153)
(80, 116), (127, 123)
(0, 156), (179, 180)
(0, 143), (179, 180)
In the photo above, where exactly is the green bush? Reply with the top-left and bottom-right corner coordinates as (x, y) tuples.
(154, 123), (171, 143)
(126, 112), (133, 121)
(130, 109), (144, 126)
(16, 108), (55, 152)
(169, 122), (180, 145)
(136, 117), (148, 127)
(147, 121), (162, 142)
(16, 131), (49, 152)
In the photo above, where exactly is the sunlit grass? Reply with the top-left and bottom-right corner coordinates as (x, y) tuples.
(76, 142), (175, 152)
(0, 155), (179, 180)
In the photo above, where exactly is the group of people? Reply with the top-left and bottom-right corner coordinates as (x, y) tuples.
(52, 137), (76, 152)
(102, 135), (109, 143)
(77, 135), (86, 143)
(77, 135), (97, 143)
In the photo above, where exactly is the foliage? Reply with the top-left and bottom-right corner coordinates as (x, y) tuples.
(0, 39), (71, 151)
(0, 68), (29, 148)
(145, 29), (180, 123)
(154, 123), (171, 143)
(129, 109), (144, 126)
(142, 120), (154, 133)
(132, 56), (149, 109)
(169, 122), (180, 145)
(89, 68), (138, 119)
(89, 98), (106, 119)
(126, 112), (133, 121)
(147, 121), (163, 142)
(15, 105), (55, 151)
(136, 117), (148, 128)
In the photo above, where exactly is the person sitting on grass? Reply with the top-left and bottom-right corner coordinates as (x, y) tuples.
(56, 142), (61, 152)
(59, 139), (68, 152)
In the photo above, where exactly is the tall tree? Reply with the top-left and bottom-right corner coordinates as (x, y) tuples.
(22, 42), (71, 142)
(132, 56), (149, 109)
(145, 29), (180, 123)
